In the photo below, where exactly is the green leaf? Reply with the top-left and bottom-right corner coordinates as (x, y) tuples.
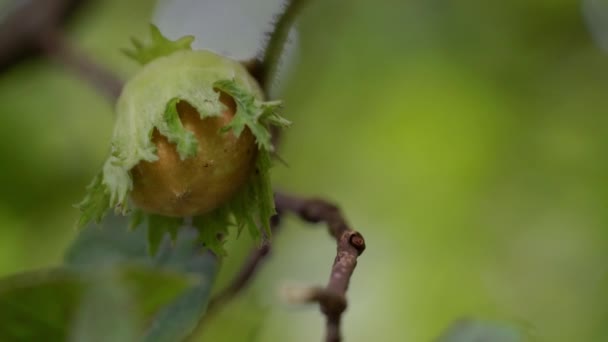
(437, 319), (525, 342)
(148, 231), (220, 342)
(66, 215), (219, 342)
(122, 24), (194, 65)
(0, 266), (193, 342)
(147, 215), (183, 255)
(69, 279), (138, 342)
(142, 229), (217, 342)
(74, 172), (111, 229)
(214, 79), (290, 151)
(156, 98), (198, 160)
(122, 266), (199, 318)
(65, 215), (149, 268)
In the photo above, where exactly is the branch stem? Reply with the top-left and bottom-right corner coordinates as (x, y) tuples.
(206, 213), (282, 315)
(205, 192), (366, 342)
(253, 0), (309, 94)
(274, 192), (365, 342)
(38, 29), (123, 101)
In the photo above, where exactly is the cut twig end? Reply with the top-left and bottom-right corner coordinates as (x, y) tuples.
(348, 232), (366, 255)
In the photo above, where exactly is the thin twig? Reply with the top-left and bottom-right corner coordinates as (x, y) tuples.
(248, 0), (309, 94)
(184, 213), (283, 341)
(205, 212), (283, 315)
(274, 192), (366, 342)
(247, 0), (310, 149)
(0, 0), (122, 101)
(38, 29), (123, 101)
(198, 192), (365, 342)
(0, 0), (86, 70)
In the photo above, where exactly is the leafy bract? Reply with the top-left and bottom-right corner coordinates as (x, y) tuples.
(147, 215), (182, 255)
(228, 149), (276, 240)
(214, 79), (290, 151)
(122, 25), (194, 66)
(192, 209), (231, 257)
(158, 98), (198, 160)
(75, 172), (110, 227)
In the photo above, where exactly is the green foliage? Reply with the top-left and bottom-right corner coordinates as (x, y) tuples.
(122, 25), (194, 65)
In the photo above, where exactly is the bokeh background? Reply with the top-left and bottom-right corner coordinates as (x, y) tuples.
(1, 0), (607, 341)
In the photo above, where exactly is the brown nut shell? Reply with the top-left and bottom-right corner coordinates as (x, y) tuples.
(130, 93), (256, 217)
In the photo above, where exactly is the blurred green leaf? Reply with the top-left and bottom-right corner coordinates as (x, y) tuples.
(65, 214), (219, 342)
(437, 319), (525, 342)
(69, 278), (138, 342)
(142, 225), (218, 342)
(0, 265), (193, 342)
(0, 269), (81, 341)
(65, 215), (149, 268)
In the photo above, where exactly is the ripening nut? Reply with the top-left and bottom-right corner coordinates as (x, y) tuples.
(77, 27), (289, 244)
(120, 51), (263, 217)
(130, 92), (255, 217)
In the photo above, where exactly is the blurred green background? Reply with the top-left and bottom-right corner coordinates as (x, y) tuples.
(1, 0), (607, 341)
